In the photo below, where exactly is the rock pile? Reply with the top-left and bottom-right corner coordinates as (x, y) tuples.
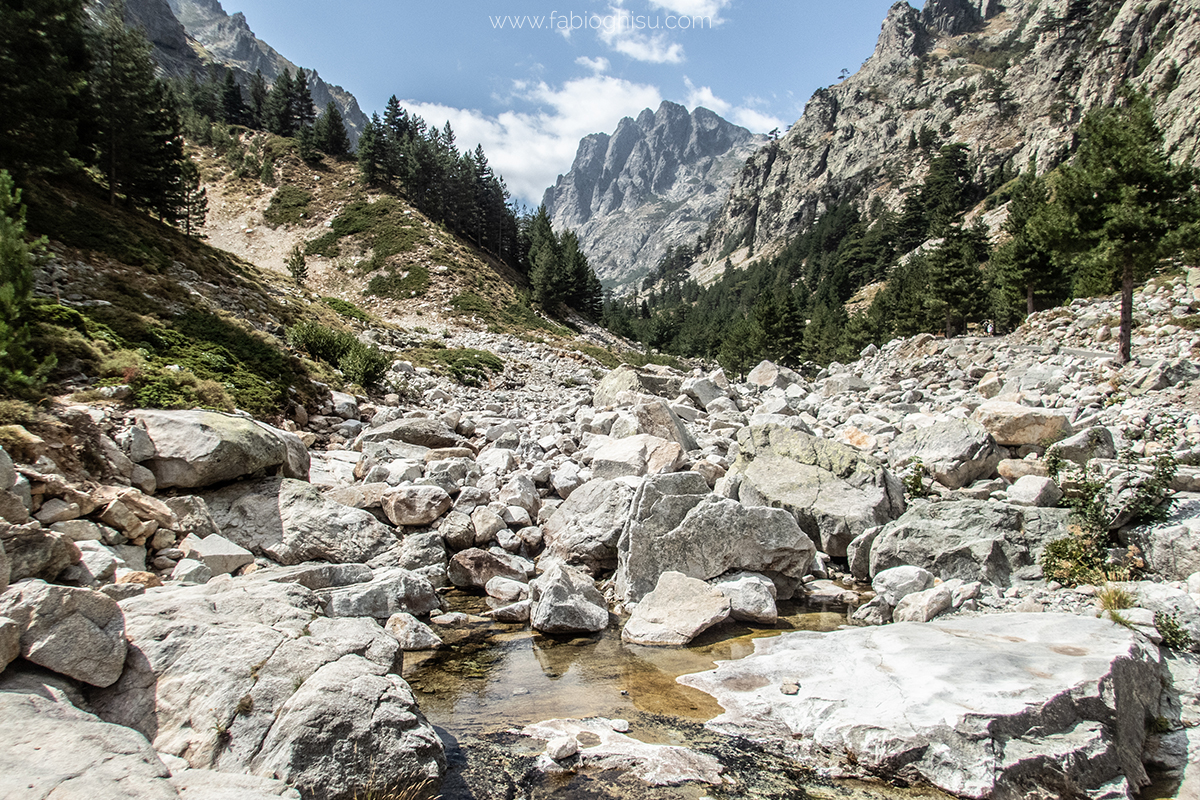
(3, 279), (1200, 798)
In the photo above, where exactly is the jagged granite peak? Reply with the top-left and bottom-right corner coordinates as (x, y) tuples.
(163, 0), (368, 142)
(691, 0), (1200, 285)
(543, 100), (766, 289)
(95, 0), (206, 78)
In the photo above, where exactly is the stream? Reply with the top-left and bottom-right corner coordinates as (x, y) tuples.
(401, 591), (956, 800)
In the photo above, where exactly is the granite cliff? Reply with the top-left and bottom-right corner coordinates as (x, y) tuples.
(543, 101), (765, 291)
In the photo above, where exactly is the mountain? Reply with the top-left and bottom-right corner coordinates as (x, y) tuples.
(690, 0), (1200, 283)
(543, 101), (765, 291)
(108, 0), (369, 143)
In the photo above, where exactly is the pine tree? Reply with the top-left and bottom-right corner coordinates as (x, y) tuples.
(990, 162), (1067, 327)
(248, 69), (268, 129)
(286, 244), (307, 284)
(314, 101), (349, 156)
(264, 68), (295, 136)
(927, 224), (989, 337)
(528, 205), (564, 309)
(0, 0), (91, 174)
(0, 171), (54, 394)
(178, 160), (207, 237)
(1050, 92), (1200, 362)
(290, 68), (316, 132)
(91, 1), (185, 215)
(356, 114), (382, 185)
(220, 70), (248, 127)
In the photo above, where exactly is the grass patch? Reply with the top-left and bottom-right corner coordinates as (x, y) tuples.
(287, 321), (390, 388)
(450, 292), (568, 336)
(263, 186), (313, 227)
(305, 231), (341, 258)
(403, 346), (504, 387)
(322, 297), (370, 322)
(570, 343), (622, 370)
(367, 265), (430, 299)
(623, 351), (686, 371)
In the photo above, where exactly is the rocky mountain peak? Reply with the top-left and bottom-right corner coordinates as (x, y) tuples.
(544, 102), (766, 290)
(920, 0), (987, 36)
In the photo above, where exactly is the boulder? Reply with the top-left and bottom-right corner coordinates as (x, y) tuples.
(1121, 498), (1200, 581)
(1006, 474), (1063, 507)
(616, 479), (817, 603)
(970, 401), (1072, 447)
(202, 478), (397, 565)
(529, 563), (609, 634)
(133, 410), (309, 489)
(179, 532), (254, 576)
(616, 399), (698, 451)
(385, 612), (443, 650)
(729, 424), (905, 557)
(679, 614), (1161, 799)
(868, 501), (1071, 586)
(539, 478), (639, 576)
(0, 580), (126, 686)
(0, 522), (80, 582)
(317, 567), (439, 619)
(746, 360), (802, 391)
(88, 579), (445, 799)
(170, 558), (212, 585)
(888, 419), (999, 489)
(892, 583), (954, 623)
(1048, 426), (1117, 465)
(448, 547), (528, 588)
(593, 365), (682, 407)
(0, 615), (17, 670)
(622, 571), (730, 646)
(871, 565), (935, 606)
(0, 679), (179, 799)
(356, 417), (464, 449)
(521, 717), (722, 786)
(382, 485), (452, 527)
(591, 434), (683, 480)
(711, 572), (778, 624)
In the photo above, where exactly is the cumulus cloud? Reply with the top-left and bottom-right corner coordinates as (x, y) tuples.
(598, 20), (685, 63)
(575, 55), (611, 73)
(648, 0), (733, 24)
(683, 77), (788, 134)
(400, 75), (663, 205)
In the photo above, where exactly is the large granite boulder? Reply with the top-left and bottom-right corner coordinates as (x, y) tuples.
(356, 417), (463, 449)
(593, 365), (683, 408)
(622, 571), (730, 646)
(202, 478), (397, 565)
(0, 522), (80, 582)
(1121, 498), (1200, 581)
(888, 418), (999, 489)
(679, 614), (1161, 799)
(529, 563), (609, 634)
(970, 401), (1072, 447)
(0, 675), (179, 799)
(0, 580), (126, 686)
(615, 484), (817, 603)
(867, 500), (1071, 586)
(88, 578), (445, 800)
(133, 410), (309, 489)
(539, 477), (640, 576)
(316, 567), (440, 619)
(728, 424), (904, 557)
(612, 399), (698, 451)
(591, 434), (683, 479)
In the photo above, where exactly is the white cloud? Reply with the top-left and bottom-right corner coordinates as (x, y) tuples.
(575, 55), (611, 74)
(730, 107), (787, 134)
(598, 24), (685, 63)
(684, 77), (732, 115)
(648, 0), (732, 24)
(401, 75), (663, 205)
(682, 78), (786, 134)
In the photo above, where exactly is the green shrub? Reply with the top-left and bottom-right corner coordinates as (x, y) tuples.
(263, 186), (313, 227)
(1041, 527), (1107, 586)
(322, 297), (369, 322)
(339, 344), (390, 387)
(404, 347), (503, 387)
(1156, 608), (1195, 650)
(287, 321), (357, 364)
(305, 231), (341, 258)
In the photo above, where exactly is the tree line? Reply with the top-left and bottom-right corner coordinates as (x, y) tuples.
(603, 92), (1199, 373)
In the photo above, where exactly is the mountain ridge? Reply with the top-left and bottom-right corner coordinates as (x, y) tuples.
(543, 100), (765, 291)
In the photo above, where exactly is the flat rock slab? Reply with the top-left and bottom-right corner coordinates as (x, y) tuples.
(622, 571), (729, 646)
(679, 613), (1160, 799)
(522, 717), (722, 786)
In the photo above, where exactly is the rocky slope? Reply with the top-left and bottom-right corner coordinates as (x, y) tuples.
(122, 0), (369, 142)
(691, 0), (1200, 282)
(543, 101), (765, 290)
(2, 265), (1200, 798)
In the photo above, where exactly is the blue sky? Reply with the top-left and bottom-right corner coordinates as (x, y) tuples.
(224, 0), (905, 204)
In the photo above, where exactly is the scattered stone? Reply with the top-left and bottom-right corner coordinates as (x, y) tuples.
(530, 563), (609, 634)
(622, 571), (730, 646)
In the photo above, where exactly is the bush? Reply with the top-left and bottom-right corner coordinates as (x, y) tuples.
(287, 321), (357, 364)
(366, 265), (429, 299)
(263, 186), (313, 227)
(339, 344), (390, 387)
(322, 297), (370, 321)
(1156, 608), (1195, 650)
